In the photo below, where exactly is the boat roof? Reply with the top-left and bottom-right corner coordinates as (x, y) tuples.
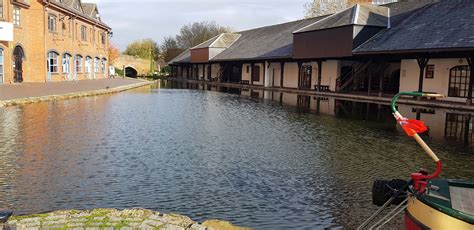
(420, 179), (474, 224)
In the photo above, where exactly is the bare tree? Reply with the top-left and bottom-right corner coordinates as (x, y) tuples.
(160, 36), (184, 63)
(304, 0), (349, 18)
(175, 21), (232, 49)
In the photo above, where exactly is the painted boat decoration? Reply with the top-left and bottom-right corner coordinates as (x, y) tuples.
(359, 92), (474, 230)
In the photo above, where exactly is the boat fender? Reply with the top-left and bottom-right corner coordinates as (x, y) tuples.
(372, 179), (408, 206)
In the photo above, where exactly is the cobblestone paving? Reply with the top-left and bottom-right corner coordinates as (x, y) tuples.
(6, 208), (247, 230)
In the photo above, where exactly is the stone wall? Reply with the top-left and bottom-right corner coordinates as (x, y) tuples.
(112, 55), (153, 76)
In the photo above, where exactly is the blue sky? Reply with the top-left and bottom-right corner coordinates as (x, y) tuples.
(84, 0), (309, 50)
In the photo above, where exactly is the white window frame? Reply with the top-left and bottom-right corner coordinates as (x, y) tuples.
(62, 53), (71, 74)
(94, 57), (100, 73)
(48, 14), (57, 32)
(13, 7), (20, 26)
(101, 59), (106, 73)
(48, 52), (59, 73)
(81, 25), (87, 41)
(0, 1), (4, 19)
(85, 56), (91, 73)
(75, 55), (83, 73)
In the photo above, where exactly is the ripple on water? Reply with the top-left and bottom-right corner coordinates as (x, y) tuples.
(0, 88), (473, 229)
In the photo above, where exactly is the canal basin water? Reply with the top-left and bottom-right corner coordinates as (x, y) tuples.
(0, 83), (473, 229)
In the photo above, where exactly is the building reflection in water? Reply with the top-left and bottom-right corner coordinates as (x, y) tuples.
(172, 82), (474, 150)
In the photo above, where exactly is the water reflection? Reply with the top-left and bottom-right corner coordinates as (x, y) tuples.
(170, 82), (474, 151)
(0, 82), (473, 230)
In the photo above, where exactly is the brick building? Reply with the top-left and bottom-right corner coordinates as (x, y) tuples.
(0, 0), (111, 84)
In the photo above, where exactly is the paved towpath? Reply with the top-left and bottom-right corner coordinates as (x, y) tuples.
(0, 78), (146, 101)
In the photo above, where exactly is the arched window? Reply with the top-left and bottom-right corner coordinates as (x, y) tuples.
(0, 48), (4, 84)
(62, 53), (72, 73)
(48, 51), (59, 73)
(94, 57), (100, 73)
(85, 56), (91, 73)
(75, 55), (83, 73)
(449, 65), (471, 98)
(101, 58), (107, 73)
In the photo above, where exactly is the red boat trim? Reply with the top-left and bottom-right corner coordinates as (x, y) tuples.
(405, 210), (430, 230)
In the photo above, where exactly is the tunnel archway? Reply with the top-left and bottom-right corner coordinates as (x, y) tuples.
(125, 66), (138, 78)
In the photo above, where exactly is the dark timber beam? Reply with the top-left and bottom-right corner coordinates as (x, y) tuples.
(262, 62), (266, 88)
(280, 62), (285, 88)
(250, 63), (255, 85)
(417, 58), (430, 93)
(202, 64), (205, 80)
(317, 60), (322, 92)
(367, 63), (372, 96)
(379, 69), (385, 97)
(467, 57), (474, 105)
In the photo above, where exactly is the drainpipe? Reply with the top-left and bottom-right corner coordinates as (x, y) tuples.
(387, 8), (391, 29)
(44, 2), (50, 82)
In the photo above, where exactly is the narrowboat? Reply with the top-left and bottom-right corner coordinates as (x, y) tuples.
(359, 92), (474, 230)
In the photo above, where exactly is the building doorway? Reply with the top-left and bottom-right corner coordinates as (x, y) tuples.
(300, 65), (312, 89)
(13, 46), (24, 83)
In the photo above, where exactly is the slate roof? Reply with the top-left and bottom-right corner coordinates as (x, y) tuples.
(171, 0), (471, 64)
(354, 0), (474, 54)
(295, 4), (389, 33)
(211, 33), (242, 48)
(192, 35), (220, 49)
(192, 33), (241, 49)
(169, 49), (191, 64)
(49, 0), (110, 29)
(212, 16), (327, 61)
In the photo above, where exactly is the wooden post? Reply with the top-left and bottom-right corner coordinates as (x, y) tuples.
(379, 70), (384, 97)
(272, 68), (275, 87)
(207, 64), (211, 81)
(218, 64), (222, 83)
(263, 62), (267, 88)
(317, 60), (322, 91)
(250, 63), (254, 85)
(280, 62), (285, 88)
(417, 58), (430, 93)
(202, 64), (205, 81)
(194, 64), (197, 80)
(467, 57), (473, 105)
(367, 63), (372, 96)
(297, 62), (302, 90)
(227, 63), (230, 83)
(187, 66), (190, 79)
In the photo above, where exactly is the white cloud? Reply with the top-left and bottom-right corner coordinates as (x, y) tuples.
(90, 0), (308, 50)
